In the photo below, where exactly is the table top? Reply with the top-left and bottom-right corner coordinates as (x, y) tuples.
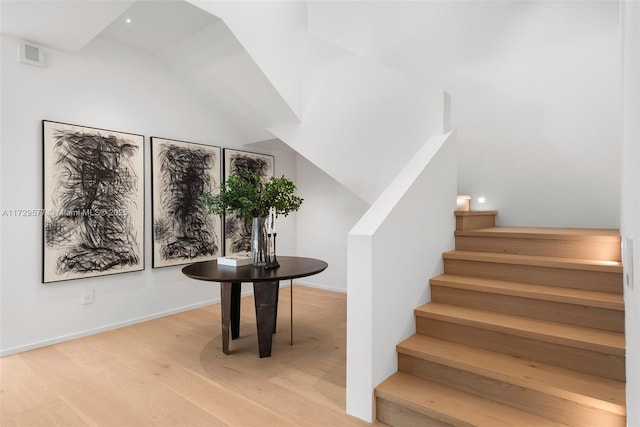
(182, 256), (328, 283)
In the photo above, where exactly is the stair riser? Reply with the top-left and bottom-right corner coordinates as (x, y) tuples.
(431, 286), (624, 332)
(455, 236), (621, 261)
(444, 259), (623, 293)
(376, 398), (454, 427)
(398, 354), (625, 426)
(415, 317), (625, 381)
(455, 215), (495, 231)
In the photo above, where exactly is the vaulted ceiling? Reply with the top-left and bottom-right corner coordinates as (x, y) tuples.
(1, 0), (620, 150)
(0, 0), (298, 143)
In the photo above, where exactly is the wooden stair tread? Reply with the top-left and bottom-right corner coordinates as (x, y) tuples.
(415, 303), (625, 355)
(444, 250), (622, 273)
(454, 210), (498, 217)
(376, 372), (568, 426)
(455, 227), (620, 240)
(430, 274), (624, 310)
(397, 334), (626, 414)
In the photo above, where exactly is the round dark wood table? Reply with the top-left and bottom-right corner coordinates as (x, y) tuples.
(182, 256), (328, 358)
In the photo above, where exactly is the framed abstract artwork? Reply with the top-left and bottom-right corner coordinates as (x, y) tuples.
(42, 121), (145, 283)
(223, 149), (274, 256)
(151, 138), (222, 268)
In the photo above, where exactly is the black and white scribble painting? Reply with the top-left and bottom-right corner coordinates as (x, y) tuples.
(42, 121), (144, 283)
(223, 149), (274, 256)
(151, 138), (222, 268)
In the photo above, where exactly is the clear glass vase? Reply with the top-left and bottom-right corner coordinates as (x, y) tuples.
(251, 217), (269, 266)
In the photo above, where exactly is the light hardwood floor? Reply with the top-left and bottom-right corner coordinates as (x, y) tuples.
(1, 285), (374, 426)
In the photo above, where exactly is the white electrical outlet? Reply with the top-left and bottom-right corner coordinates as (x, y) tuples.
(624, 238), (634, 290)
(81, 289), (94, 305)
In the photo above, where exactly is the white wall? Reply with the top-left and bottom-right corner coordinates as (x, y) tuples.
(0, 35), (297, 355)
(308, 1), (621, 228)
(621, 1), (640, 425)
(294, 156), (369, 292)
(347, 132), (456, 421)
(452, 2), (621, 227)
(269, 45), (441, 205)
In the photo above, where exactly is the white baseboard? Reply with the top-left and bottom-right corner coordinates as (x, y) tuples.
(293, 279), (347, 294)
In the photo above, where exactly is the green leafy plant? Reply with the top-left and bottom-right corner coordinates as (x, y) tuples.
(201, 171), (303, 221)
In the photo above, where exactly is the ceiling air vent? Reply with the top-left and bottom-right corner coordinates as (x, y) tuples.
(18, 41), (45, 67)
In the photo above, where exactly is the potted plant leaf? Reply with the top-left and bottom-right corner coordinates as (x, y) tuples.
(201, 171), (302, 265)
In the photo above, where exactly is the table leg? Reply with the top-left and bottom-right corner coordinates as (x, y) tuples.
(253, 281), (279, 358)
(230, 282), (241, 339)
(273, 283), (280, 333)
(220, 282), (232, 355)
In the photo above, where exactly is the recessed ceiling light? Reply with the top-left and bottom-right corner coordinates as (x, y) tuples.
(125, 18), (132, 24)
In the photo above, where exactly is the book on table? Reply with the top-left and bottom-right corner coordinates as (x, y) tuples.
(217, 254), (252, 267)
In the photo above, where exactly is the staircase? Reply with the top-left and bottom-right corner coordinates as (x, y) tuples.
(375, 211), (626, 426)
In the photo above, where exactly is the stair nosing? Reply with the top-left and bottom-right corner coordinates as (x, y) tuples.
(375, 378), (472, 427)
(375, 372), (569, 426)
(444, 250), (623, 273)
(430, 274), (624, 310)
(397, 334), (626, 415)
(415, 302), (625, 355)
(454, 210), (498, 217)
